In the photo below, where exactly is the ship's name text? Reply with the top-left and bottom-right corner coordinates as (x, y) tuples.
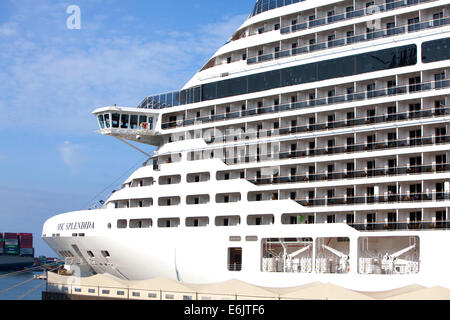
(57, 222), (95, 231)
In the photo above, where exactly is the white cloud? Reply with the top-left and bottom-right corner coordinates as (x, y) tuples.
(0, 3), (247, 135)
(59, 141), (85, 174)
(0, 22), (19, 37)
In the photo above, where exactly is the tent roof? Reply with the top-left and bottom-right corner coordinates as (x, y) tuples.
(387, 286), (450, 300)
(127, 277), (195, 293)
(359, 284), (426, 300)
(187, 279), (278, 298)
(280, 283), (374, 300)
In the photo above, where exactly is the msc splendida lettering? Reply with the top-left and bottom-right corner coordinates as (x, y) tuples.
(57, 221), (95, 231)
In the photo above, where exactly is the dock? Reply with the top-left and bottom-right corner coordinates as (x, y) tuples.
(41, 272), (450, 300)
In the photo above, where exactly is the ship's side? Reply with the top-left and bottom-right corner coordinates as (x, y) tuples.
(43, 0), (450, 292)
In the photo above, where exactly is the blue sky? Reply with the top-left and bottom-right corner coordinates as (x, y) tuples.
(0, 0), (251, 256)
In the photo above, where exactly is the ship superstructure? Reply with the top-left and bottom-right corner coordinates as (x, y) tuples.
(43, 0), (450, 291)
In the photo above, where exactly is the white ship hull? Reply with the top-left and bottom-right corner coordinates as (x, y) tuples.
(42, 210), (450, 292)
(43, 0), (450, 292)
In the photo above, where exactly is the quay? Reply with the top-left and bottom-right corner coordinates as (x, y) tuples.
(42, 271), (450, 300)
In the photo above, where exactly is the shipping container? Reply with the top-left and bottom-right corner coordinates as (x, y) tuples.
(19, 241), (33, 248)
(4, 239), (18, 246)
(4, 233), (18, 239)
(18, 233), (32, 238)
(19, 248), (34, 256)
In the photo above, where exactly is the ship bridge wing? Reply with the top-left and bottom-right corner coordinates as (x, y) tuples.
(92, 106), (163, 146)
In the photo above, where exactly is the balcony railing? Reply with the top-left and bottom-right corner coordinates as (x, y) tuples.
(280, 0), (436, 35)
(212, 134), (450, 165)
(161, 78), (450, 130)
(293, 191), (450, 207)
(248, 13), (449, 66)
(210, 105), (450, 145)
(348, 220), (450, 231)
(247, 163), (450, 186)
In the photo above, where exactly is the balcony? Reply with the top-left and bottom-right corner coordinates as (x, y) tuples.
(280, 0), (436, 35)
(295, 191), (450, 208)
(161, 78), (450, 131)
(247, 163), (445, 186)
(349, 220), (450, 231)
(213, 134), (450, 166)
(249, 13), (449, 66)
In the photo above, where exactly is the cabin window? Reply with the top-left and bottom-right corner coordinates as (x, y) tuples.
(158, 218), (180, 228)
(117, 220), (127, 229)
(215, 216), (240, 227)
(101, 250), (110, 258)
(228, 248), (242, 271)
(129, 219), (152, 229)
(186, 217), (209, 227)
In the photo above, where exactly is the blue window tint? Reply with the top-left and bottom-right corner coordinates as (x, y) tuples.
(166, 92), (173, 107)
(269, 0), (276, 10)
(98, 115), (105, 129)
(153, 95), (160, 109)
(120, 114), (129, 129)
(111, 113), (120, 128)
(104, 114), (110, 128)
(256, 0), (262, 14)
(262, 0), (269, 12)
(187, 88), (193, 104)
(180, 90), (187, 105)
(173, 92), (180, 106)
(422, 37), (450, 63)
(194, 86), (201, 103)
(130, 115), (138, 129)
(139, 116), (147, 129)
(160, 94), (166, 108)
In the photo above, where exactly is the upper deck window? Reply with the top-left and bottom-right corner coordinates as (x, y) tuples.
(250, 0), (305, 18)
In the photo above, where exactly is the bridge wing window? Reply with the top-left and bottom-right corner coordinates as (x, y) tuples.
(139, 116), (148, 129)
(120, 114), (129, 129)
(98, 115), (105, 129)
(104, 114), (110, 128)
(112, 113), (120, 128)
(130, 115), (138, 129)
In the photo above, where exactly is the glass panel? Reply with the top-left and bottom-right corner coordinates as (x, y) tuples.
(173, 91), (180, 107)
(166, 92), (173, 107)
(194, 86), (201, 103)
(111, 113), (120, 128)
(139, 116), (147, 129)
(130, 115), (138, 129)
(120, 114), (129, 129)
(104, 114), (110, 128)
(422, 37), (450, 63)
(98, 115), (105, 129)
(147, 96), (153, 109)
(159, 94), (166, 108)
(153, 95), (160, 109)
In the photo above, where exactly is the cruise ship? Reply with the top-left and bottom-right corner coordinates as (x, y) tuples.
(43, 0), (450, 292)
